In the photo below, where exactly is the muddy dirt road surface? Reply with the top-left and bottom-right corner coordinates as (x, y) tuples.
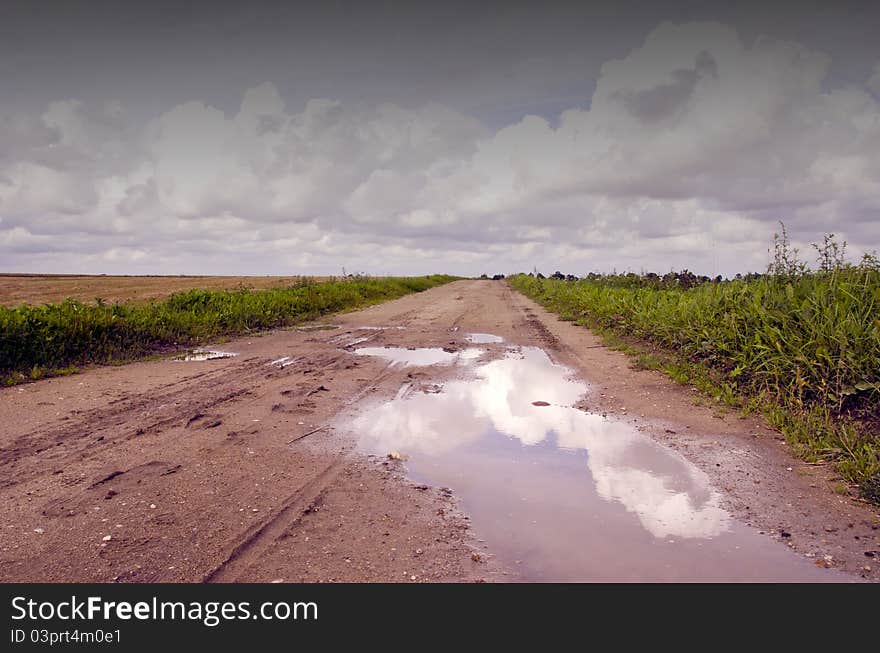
(1, 280), (877, 582)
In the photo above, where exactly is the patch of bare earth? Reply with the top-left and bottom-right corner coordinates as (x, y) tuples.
(0, 274), (330, 307)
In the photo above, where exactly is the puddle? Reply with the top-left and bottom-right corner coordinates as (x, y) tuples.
(329, 333), (377, 347)
(354, 326), (407, 331)
(344, 346), (840, 582)
(175, 349), (238, 361)
(268, 356), (298, 368)
(353, 346), (483, 367)
(465, 333), (504, 344)
(296, 324), (340, 332)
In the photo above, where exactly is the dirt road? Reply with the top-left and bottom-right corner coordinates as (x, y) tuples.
(1, 280), (877, 582)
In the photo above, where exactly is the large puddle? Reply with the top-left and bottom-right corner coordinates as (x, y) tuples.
(345, 343), (839, 582)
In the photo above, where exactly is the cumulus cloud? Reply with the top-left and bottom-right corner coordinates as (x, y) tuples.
(1, 21), (879, 274)
(459, 24), (879, 228)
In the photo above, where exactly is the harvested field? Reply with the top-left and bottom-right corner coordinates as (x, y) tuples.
(0, 274), (332, 307)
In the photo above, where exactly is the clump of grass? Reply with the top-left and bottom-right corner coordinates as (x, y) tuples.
(861, 472), (880, 504)
(509, 231), (880, 503)
(0, 275), (458, 384)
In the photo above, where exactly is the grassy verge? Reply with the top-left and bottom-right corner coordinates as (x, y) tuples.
(1, 275), (458, 385)
(508, 264), (880, 504)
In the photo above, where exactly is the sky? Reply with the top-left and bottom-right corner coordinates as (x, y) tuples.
(1, 0), (879, 277)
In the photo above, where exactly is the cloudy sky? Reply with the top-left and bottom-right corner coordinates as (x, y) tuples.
(2, 0), (879, 277)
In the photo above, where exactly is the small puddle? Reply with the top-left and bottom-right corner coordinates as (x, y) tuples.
(343, 346), (839, 582)
(296, 324), (340, 332)
(268, 356), (298, 368)
(352, 325), (407, 331)
(466, 333), (504, 344)
(175, 349), (238, 361)
(353, 346), (483, 367)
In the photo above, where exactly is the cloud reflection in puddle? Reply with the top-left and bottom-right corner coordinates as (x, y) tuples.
(351, 346), (729, 539)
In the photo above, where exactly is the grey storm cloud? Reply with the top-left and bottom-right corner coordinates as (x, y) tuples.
(613, 50), (718, 123)
(1, 1), (879, 276)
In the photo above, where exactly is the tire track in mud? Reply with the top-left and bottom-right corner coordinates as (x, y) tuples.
(203, 357), (417, 582)
(0, 359), (269, 488)
(1, 348), (355, 487)
(0, 341), (411, 581)
(203, 459), (347, 582)
(507, 284), (603, 378)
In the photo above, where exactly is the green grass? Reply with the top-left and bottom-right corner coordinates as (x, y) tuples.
(0, 275), (458, 384)
(509, 262), (880, 503)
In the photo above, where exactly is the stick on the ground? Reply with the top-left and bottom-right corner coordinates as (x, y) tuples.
(287, 426), (326, 444)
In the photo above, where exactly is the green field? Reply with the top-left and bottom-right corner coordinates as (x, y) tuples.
(509, 246), (880, 503)
(0, 275), (457, 385)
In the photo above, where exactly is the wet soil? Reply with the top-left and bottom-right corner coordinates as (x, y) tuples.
(1, 280), (877, 582)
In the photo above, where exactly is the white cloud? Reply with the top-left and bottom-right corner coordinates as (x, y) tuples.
(1, 21), (879, 275)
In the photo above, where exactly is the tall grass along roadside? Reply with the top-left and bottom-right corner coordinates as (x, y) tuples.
(0, 275), (457, 385)
(509, 238), (880, 504)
